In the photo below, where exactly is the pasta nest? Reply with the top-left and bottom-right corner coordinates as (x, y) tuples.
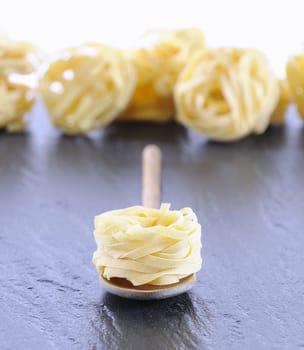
(93, 203), (202, 286)
(0, 78), (35, 132)
(119, 28), (206, 122)
(174, 47), (280, 141)
(39, 44), (136, 134)
(286, 55), (304, 119)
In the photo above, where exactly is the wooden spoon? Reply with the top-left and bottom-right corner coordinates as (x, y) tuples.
(100, 144), (196, 300)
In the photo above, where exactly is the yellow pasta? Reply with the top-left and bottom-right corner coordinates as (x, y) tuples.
(0, 78), (35, 132)
(118, 28), (206, 122)
(286, 54), (304, 119)
(0, 35), (37, 132)
(271, 79), (291, 125)
(0, 35), (37, 76)
(39, 43), (136, 134)
(174, 48), (280, 141)
(93, 203), (202, 286)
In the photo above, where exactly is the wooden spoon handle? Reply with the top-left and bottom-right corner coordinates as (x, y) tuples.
(142, 145), (162, 208)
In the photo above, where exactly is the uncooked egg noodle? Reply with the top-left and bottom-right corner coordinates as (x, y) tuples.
(93, 203), (202, 286)
(174, 47), (280, 141)
(39, 43), (136, 134)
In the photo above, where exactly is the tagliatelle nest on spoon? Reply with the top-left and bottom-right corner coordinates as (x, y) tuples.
(93, 203), (202, 286)
(39, 43), (136, 134)
(118, 28), (206, 122)
(174, 47), (280, 141)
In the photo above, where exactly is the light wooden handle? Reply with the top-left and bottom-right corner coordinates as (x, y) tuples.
(142, 145), (161, 208)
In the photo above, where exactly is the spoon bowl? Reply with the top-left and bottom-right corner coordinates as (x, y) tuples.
(100, 274), (196, 300)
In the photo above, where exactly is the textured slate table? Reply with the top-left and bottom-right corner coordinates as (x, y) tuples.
(1, 103), (304, 350)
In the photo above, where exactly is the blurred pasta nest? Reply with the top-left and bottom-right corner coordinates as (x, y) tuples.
(0, 35), (37, 132)
(39, 43), (136, 134)
(119, 28), (206, 122)
(174, 47), (280, 141)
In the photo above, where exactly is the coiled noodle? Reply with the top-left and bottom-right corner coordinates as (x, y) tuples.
(93, 203), (202, 286)
(174, 47), (280, 141)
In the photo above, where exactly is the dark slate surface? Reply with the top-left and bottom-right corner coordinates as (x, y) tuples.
(1, 102), (304, 350)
